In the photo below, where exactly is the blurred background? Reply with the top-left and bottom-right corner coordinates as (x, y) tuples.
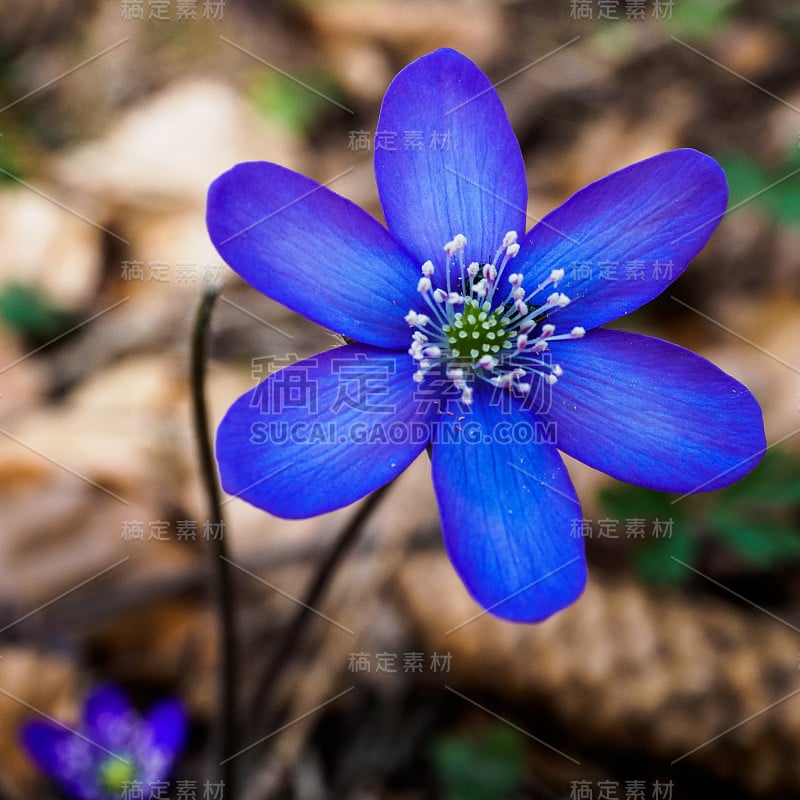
(0, 0), (799, 798)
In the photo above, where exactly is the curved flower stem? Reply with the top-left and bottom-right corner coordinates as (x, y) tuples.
(251, 479), (394, 731)
(190, 284), (237, 797)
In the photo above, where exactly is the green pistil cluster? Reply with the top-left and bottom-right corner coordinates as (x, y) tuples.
(99, 756), (137, 793)
(443, 299), (513, 361)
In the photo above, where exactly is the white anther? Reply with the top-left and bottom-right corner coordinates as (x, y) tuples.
(550, 268), (565, 285)
(467, 262), (480, 278)
(445, 234), (467, 255)
(461, 385), (473, 405)
(552, 364), (564, 377)
(404, 310), (430, 326)
(477, 355), (498, 369)
(556, 293), (571, 308)
(413, 371), (425, 382)
(412, 331), (428, 342)
(571, 326), (586, 338)
(516, 334), (528, 352)
(447, 292), (465, 305)
(433, 288), (447, 303)
(513, 287), (525, 301)
(545, 373), (558, 385)
(502, 231), (518, 247)
(506, 243), (520, 257)
(484, 264), (497, 282)
(541, 324), (556, 338)
(447, 367), (464, 381)
(421, 260), (434, 276)
(424, 346), (442, 358)
(417, 277), (431, 293)
(517, 382), (531, 394)
(474, 280), (488, 298)
(508, 273), (523, 287)
(514, 300), (528, 316)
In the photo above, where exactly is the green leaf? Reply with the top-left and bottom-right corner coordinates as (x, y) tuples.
(718, 155), (768, 209)
(634, 525), (697, 586)
(667, 0), (737, 40)
(717, 449), (800, 506)
(431, 726), (525, 800)
(0, 282), (75, 343)
(597, 482), (675, 521)
(718, 154), (800, 227)
(250, 69), (344, 135)
(711, 508), (800, 567)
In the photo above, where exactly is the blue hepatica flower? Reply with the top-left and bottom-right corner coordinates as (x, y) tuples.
(21, 685), (186, 800)
(207, 48), (766, 622)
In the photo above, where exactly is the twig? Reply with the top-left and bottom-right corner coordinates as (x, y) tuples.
(250, 481), (394, 736)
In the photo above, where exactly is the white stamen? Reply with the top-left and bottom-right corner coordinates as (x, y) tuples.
(407, 231), (585, 408)
(404, 310), (430, 326)
(444, 234), (467, 255)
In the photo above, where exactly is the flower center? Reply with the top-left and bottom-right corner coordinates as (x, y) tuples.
(443, 299), (513, 362)
(99, 755), (137, 793)
(405, 232), (585, 405)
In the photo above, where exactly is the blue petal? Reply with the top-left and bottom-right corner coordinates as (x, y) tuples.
(207, 162), (419, 349)
(217, 345), (434, 517)
(144, 699), (187, 756)
(83, 685), (133, 744)
(21, 720), (70, 778)
(141, 699), (186, 781)
(375, 48), (527, 273)
(547, 329), (766, 492)
(431, 389), (587, 622)
(514, 149), (728, 330)
(21, 720), (95, 800)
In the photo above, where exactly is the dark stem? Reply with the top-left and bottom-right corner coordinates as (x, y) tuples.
(251, 480), (394, 729)
(190, 285), (237, 796)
